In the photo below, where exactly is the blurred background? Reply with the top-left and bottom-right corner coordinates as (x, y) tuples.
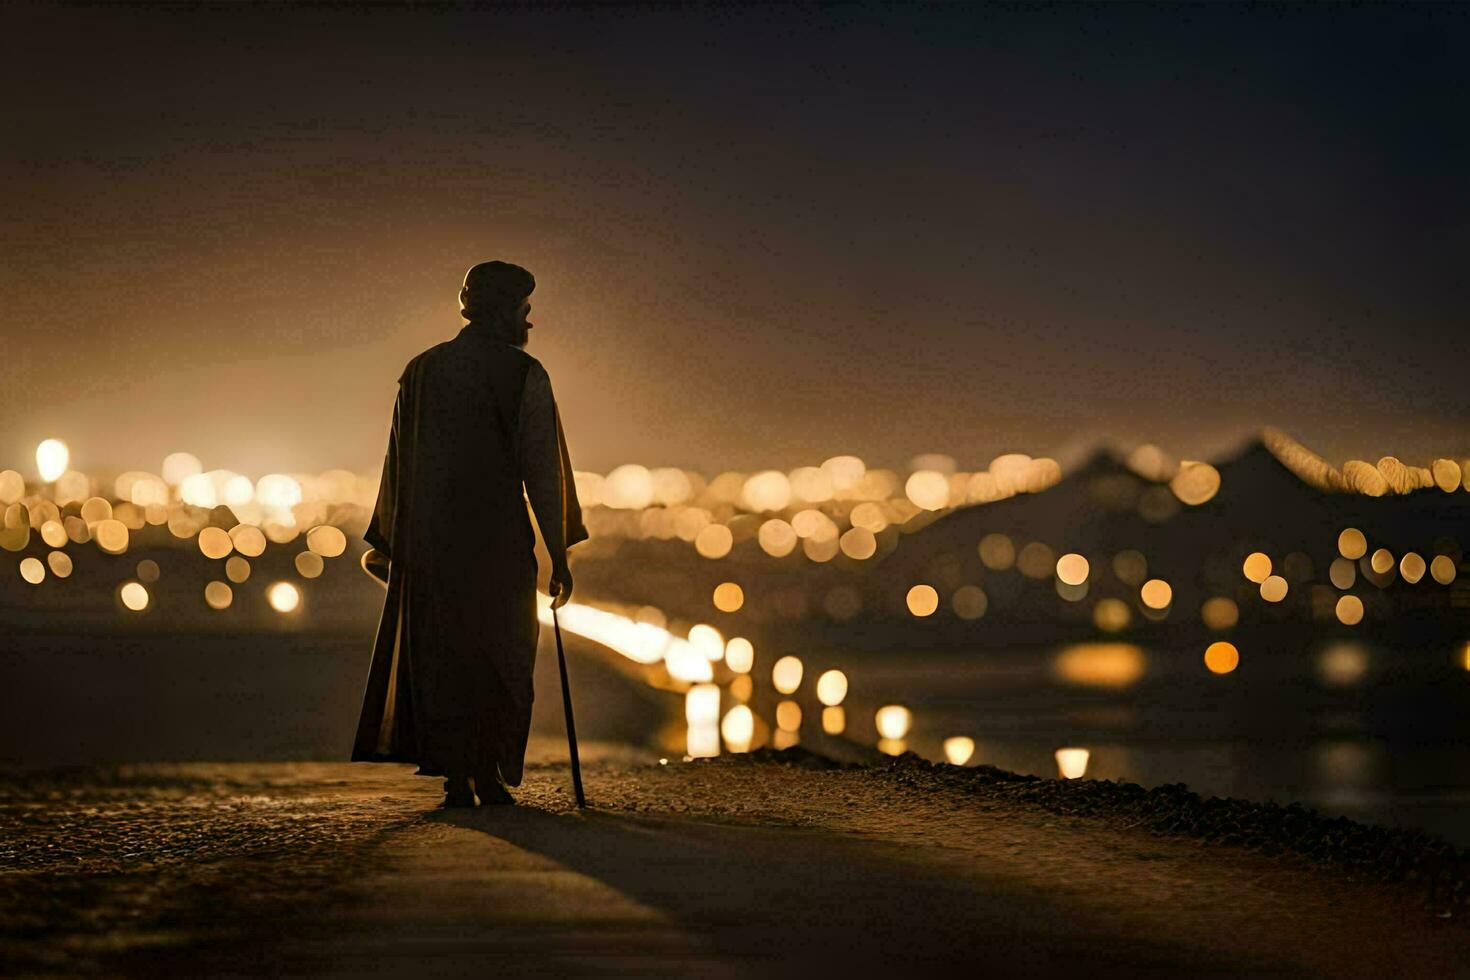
(3, 3), (1467, 843)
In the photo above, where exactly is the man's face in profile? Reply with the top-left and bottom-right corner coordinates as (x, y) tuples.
(513, 299), (533, 347)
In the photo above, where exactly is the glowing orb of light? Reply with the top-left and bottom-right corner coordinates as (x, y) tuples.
(224, 556), (251, 583)
(822, 706), (846, 734)
(1200, 597), (1238, 630)
(255, 474), (302, 509)
(0, 470), (24, 504)
(1370, 548), (1394, 574)
(815, 669), (848, 706)
(712, 582), (745, 612)
(1055, 747), (1090, 779)
(1204, 641), (1240, 674)
(943, 737), (975, 766)
(1335, 594), (1365, 626)
(685, 683), (720, 726)
(1093, 597), (1131, 632)
(161, 451), (203, 486)
(603, 464), (654, 509)
(663, 639), (713, 683)
(198, 527), (233, 560)
(40, 520), (68, 549)
(720, 705), (754, 752)
(94, 519), (129, 555)
(687, 624), (725, 662)
(204, 581), (233, 610)
(802, 536), (840, 563)
(46, 551), (73, 578)
(776, 700), (802, 731)
(1430, 555), (1457, 585)
(906, 584), (939, 617)
(839, 526), (877, 560)
(1053, 643), (1146, 689)
(771, 655), (803, 694)
(1169, 462), (1221, 505)
(179, 473), (217, 508)
(305, 524), (346, 558)
(1399, 552), (1426, 585)
(741, 470), (792, 513)
(1140, 578), (1173, 610)
(230, 524), (268, 558)
(729, 674), (753, 703)
(19, 557), (45, 584)
(788, 466), (834, 503)
(952, 585), (989, 621)
(724, 637), (754, 673)
(650, 467), (694, 506)
(1056, 553), (1090, 586)
(1242, 552), (1272, 584)
(1016, 542), (1055, 580)
(80, 497), (112, 526)
(820, 454), (866, 491)
(1260, 575), (1288, 603)
(267, 581), (301, 613)
(1431, 458), (1463, 493)
(119, 581), (149, 611)
(905, 470), (950, 511)
(295, 551), (324, 579)
(978, 533), (1015, 570)
(694, 523), (733, 559)
(1329, 558), (1357, 590)
(757, 519), (797, 557)
(875, 704), (911, 740)
(1338, 528), (1367, 560)
(36, 439), (69, 482)
(1318, 642), (1368, 686)
(849, 504), (889, 536)
(221, 474), (255, 508)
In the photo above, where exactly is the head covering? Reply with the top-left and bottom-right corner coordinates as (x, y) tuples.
(460, 261), (535, 321)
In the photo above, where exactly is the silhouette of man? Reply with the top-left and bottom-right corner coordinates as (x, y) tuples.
(352, 260), (587, 807)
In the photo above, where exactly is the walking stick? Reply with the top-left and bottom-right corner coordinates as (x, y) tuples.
(551, 600), (586, 808)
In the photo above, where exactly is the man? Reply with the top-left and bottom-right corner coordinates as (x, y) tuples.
(352, 260), (588, 808)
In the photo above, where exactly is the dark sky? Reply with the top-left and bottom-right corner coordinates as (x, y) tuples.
(4, 2), (1467, 479)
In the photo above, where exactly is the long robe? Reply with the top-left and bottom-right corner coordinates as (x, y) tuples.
(350, 321), (588, 784)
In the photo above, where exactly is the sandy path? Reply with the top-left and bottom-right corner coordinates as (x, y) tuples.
(8, 750), (1463, 978)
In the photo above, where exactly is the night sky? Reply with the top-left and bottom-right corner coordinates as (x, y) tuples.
(4, 2), (1466, 479)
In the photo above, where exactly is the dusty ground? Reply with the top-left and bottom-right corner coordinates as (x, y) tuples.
(3, 741), (1467, 978)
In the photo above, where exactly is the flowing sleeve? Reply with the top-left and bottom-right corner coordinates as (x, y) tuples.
(519, 361), (589, 563)
(364, 381), (402, 558)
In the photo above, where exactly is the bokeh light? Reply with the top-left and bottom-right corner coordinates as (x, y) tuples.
(267, 581), (301, 613)
(905, 584), (939, 617)
(1055, 747), (1090, 780)
(724, 637), (754, 673)
(1338, 528), (1367, 560)
(943, 737), (975, 765)
(36, 439), (69, 482)
(875, 704), (912, 740)
(1140, 578), (1172, 610)
(19, 557), (45, 584)
(119, 581), (149, 611)
(204, 581), (234, 609)
(1200, 597), (1239, 630)
(712, 581), (745, 612)
(1204, 641), (1239, 674)
(1260, 575), (1288, 602)
(815, 669), (848, 706)
(1335, 595), (1365, 626)
(772, 655), (803, 694)
(1055, 553), (1089, 586)
(952, 584), (988, 620)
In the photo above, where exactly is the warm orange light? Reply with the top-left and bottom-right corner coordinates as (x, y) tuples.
(906, 584), (939, 617)
(1204, 641), (1239, 674)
